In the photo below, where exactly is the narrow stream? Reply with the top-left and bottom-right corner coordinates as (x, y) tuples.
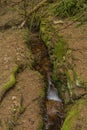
(28, 33), (64, 130)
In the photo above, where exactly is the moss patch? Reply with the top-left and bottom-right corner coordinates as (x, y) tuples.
(61, 98), (87, 130)
(37, 119), (43, 130)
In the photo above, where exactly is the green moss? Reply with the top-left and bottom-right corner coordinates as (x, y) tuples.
(40, 19), (55, 49)
(37, 120), (43, 130)
(61, 98), (87, 130)
(61, 109), (77, 130)
(40, 18), (67, 66)
(39, 88), (45, 98)
(54, 37), (67, 61)
(0, 65), (19, 101)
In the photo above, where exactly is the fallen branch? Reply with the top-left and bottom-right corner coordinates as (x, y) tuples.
(18, 0), (47, 28)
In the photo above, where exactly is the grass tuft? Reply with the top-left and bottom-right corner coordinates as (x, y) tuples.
(54, 0), (87, 18)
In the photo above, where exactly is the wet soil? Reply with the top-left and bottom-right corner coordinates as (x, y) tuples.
(28, 33), (52, 77)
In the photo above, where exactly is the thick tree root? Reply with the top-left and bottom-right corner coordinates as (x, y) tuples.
(0, 65), (19, 102)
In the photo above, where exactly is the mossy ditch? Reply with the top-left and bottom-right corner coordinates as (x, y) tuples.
(40, 16), (86, 103)
(25, 29), (65, 130)
(25, 15), (86, 130)
(21, 1), (87, 129)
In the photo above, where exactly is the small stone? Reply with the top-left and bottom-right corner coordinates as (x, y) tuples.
(13, 108), (17, 112)
(53, 20), (64, 25)
(12, 96), (16, 100)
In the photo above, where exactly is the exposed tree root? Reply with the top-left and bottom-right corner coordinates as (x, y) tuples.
(0, 65), (19, 103)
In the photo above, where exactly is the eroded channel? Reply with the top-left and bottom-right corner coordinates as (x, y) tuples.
(28, 33), (64, 130)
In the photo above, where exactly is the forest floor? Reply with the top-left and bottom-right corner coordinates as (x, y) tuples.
(0, 1), (87, 130)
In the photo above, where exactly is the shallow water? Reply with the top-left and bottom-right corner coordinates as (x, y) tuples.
(47, 74), (62, 102)
(47, 88), (62, 102)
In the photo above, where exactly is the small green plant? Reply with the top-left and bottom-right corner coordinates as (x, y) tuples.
(37, 120), (43, 130)
(28, 13), (41, 32)
(54, 0), (87, 18)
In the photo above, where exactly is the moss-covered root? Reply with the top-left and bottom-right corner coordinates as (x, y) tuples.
(37, 119), (43, 130)
(0, 66), (19, 102)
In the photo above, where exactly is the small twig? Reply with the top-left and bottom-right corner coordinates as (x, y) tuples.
(8, 0), (24, 7)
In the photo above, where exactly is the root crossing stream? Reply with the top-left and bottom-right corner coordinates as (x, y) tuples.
(28, 33), (64, 130)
